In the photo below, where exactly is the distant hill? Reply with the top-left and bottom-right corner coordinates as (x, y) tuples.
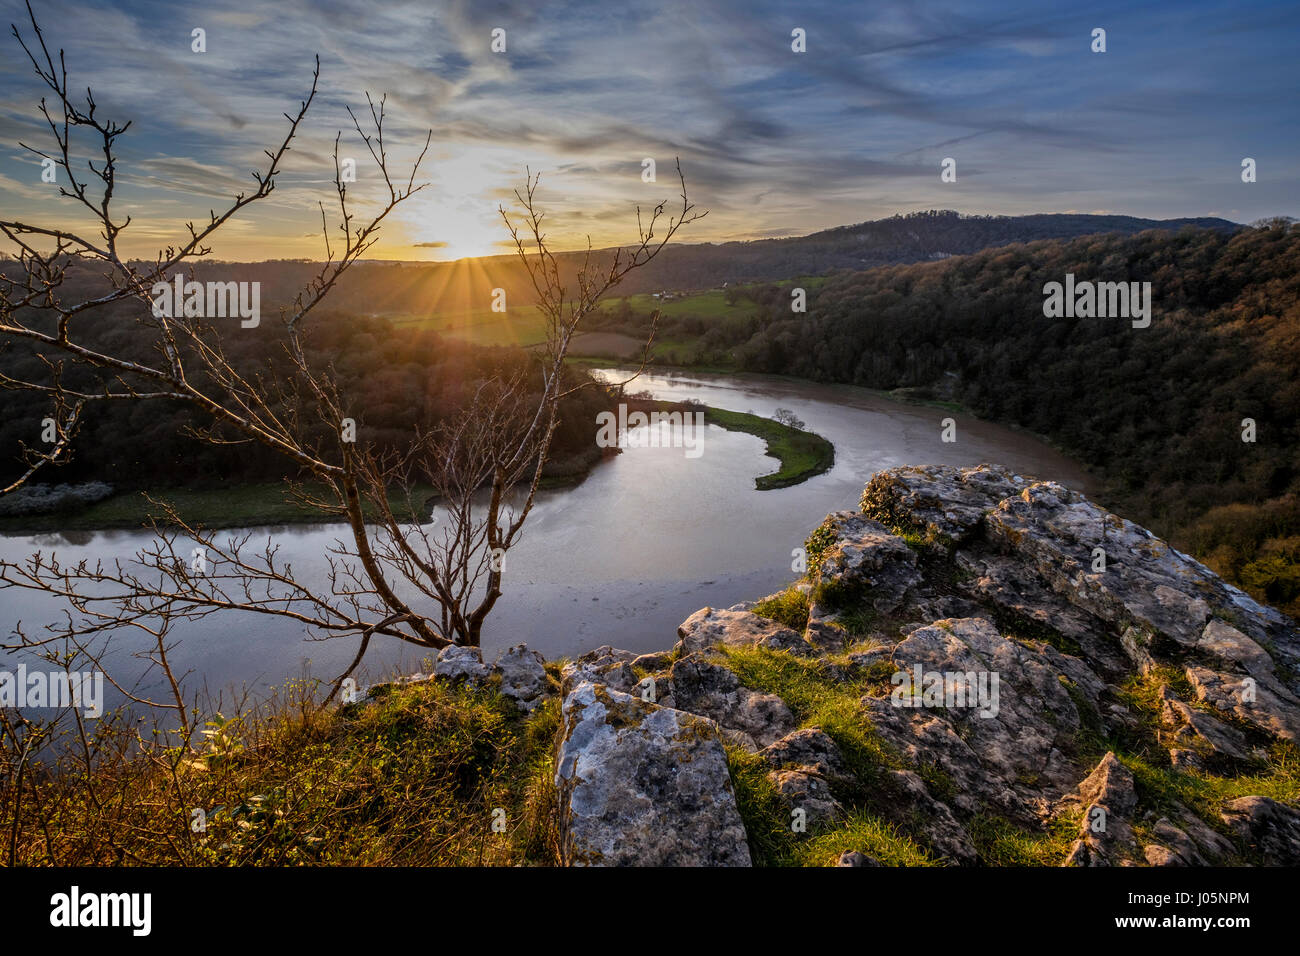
(97, 210), (1239, 318)
(611, 209), (1240, 291)
(807, 209), (1239, 255)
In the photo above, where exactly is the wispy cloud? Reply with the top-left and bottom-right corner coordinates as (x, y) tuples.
(0, 0), (1295, 261)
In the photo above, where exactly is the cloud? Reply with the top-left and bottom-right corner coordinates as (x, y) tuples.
(0, 0), (1294, 260)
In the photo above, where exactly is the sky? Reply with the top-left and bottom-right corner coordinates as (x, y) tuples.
(0, 0), (1297, 262)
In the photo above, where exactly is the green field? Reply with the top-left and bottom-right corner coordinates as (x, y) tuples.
(386, 305), (550, 348)
(702, 407), (835, 490)
(609, 288), (748, 319)
(603, 275), (829, 319)
(378, 276), (829, 362)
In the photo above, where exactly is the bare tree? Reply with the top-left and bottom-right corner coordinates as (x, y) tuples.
(0, 2), (703, 709)
(772, 408), (805, 431)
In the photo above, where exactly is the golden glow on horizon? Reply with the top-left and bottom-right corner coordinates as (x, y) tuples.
(1, 136), (718, 263)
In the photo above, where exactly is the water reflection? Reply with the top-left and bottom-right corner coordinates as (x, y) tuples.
(1, 370), (1093, 715)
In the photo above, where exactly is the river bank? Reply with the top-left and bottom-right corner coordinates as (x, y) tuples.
(619, 395), (835, 490)
(0, 397), (835, 534)
(0, 369), (1098, 709)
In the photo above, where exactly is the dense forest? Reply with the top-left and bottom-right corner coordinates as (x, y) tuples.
(0, 269), (611, 496)
(595, 221), (1300, 616)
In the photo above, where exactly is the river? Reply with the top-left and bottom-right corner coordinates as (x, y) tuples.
(0, 369), (1093, 712)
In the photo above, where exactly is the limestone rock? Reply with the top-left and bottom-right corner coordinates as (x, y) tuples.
(862, 617), (1104, 811)
(812, 511), (922, 613)
(433, 644), (492, 685)
(554, 682), (752, 866)
(561, 644), (639, 694)
(495, 644), (551, 711)
(1158, 685), (1252, 763)
(860, 463), (1032, 544)
(760, 727), (852, 785)
(668, 654), (796, 749)
(1061, 753), (1139, 866)
(1198, 618), (1292, 698)
(983, 481), (1297, 678)
(1142, 817), (1211, 866)
(843, 643), (893, 673)
(1174, 808), (1236, 861)
(886, 769), (977, 864)
(1143, 844), (1186, 867)
(1073, 751), (1138, 815)
(836, 850), (881, 867)
(1220, 796), (1300, 865)
(631, 650), (675, 672)
(769, 769), (844, 828)
(805, 602), (848, 652)
(1183, 663), (1300, 743)
(957, 549), (1129, 679)
(677, 606), (813, 657)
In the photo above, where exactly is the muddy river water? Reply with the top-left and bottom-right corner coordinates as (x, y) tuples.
(0, 369), (1094, 710)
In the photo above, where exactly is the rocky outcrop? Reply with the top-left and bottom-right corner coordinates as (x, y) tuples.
(860, 618), (1104, 819)
(495, 644), (551, 712)
(982, 481), (1295, 662)
(769, 769), (844, 827)
(535, 464), (1299, 866)
(432, 645), (492, 685)
(1158, 685), (1253, 765)
(760, 728), (852, 785)
(859, 464), (1031, 545)
(1142, 813), (1235, 866)
(849, 465), (1298, 866)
